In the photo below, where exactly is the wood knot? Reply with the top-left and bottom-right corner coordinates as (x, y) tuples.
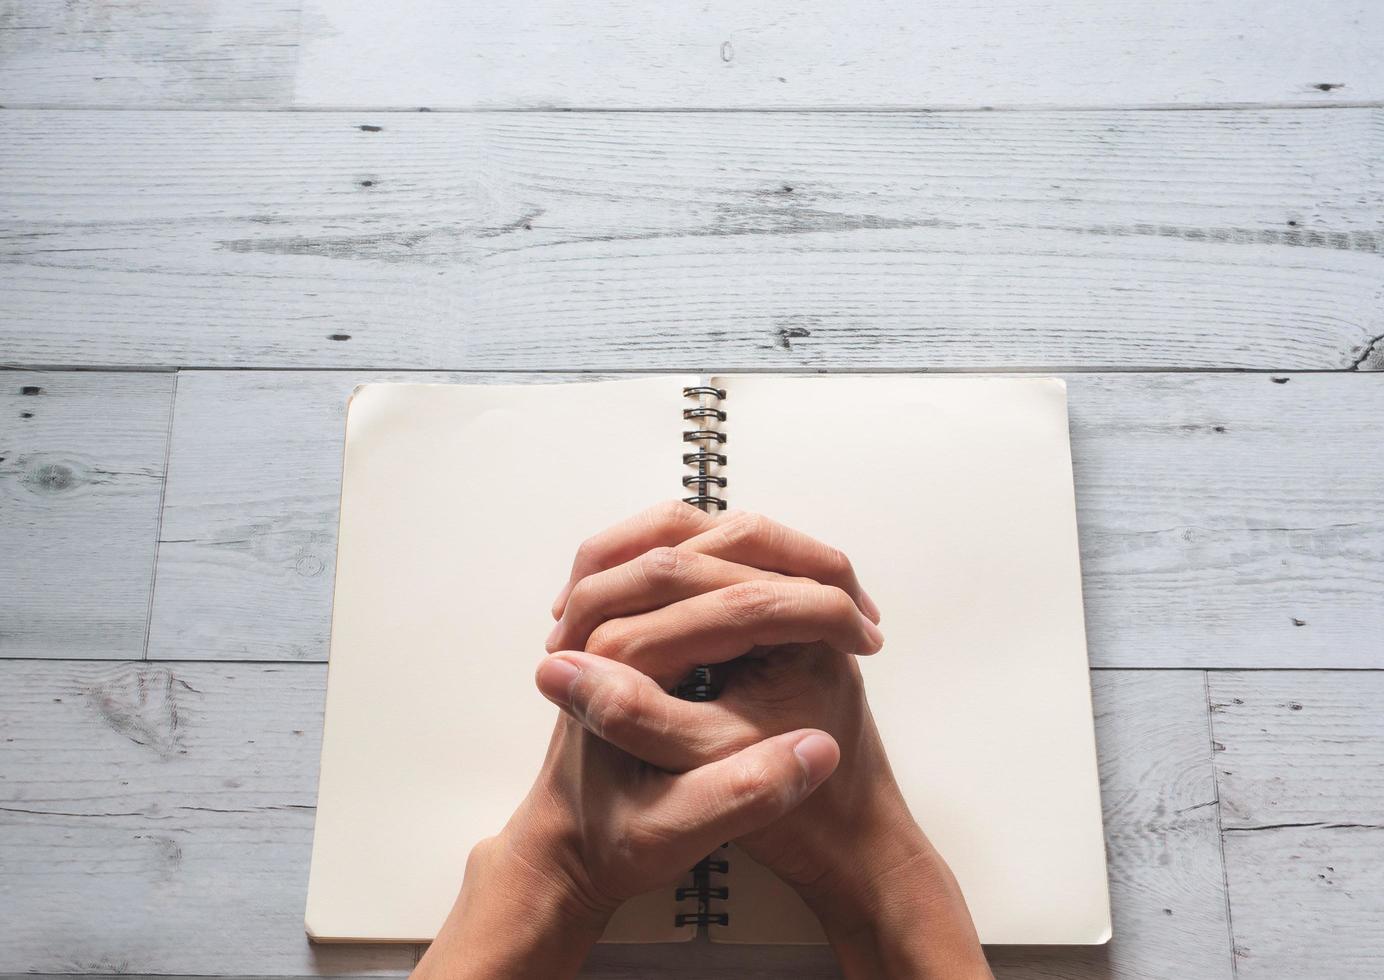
(83, 665), (195, 758)
(23, 460), (82, 494)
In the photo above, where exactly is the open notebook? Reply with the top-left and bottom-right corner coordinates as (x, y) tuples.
(306, 376), (1110, 946)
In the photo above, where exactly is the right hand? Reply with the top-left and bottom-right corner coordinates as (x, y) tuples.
(541, 502), (993, 978)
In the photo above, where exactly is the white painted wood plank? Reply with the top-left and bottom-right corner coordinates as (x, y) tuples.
(1073, 374), (1384, 669)
(1208, 672), (1384, 979)
(0, 660), (419, 976)
(3, 108), (1382, 371)
(0, 662), (1227, 978)
(292, 0), (1383, 110)
(1211, 672), (1384, 827)
(0, 372), (172, 658)
(3, 0), (1381, 108)
(147, 372), (1384, 668)
(0, 0), (300, 107)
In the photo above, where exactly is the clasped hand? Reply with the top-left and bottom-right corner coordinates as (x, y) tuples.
(415, 503), (992, 980)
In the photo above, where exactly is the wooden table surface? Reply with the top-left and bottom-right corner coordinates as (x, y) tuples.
(2, 3), (1382, 977)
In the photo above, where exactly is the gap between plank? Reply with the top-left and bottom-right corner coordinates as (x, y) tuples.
(1, 366), (1380, 377)
(1203, 670), (1240, 979)
(0, 101), (1381, 114)
(139, 371), (179, 663)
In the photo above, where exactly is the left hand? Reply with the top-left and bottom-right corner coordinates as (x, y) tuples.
(414, 661), (840, 979)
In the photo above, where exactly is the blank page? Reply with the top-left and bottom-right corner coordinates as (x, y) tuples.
(306, 378), (699, 943)
(713, 375), (1110, 945)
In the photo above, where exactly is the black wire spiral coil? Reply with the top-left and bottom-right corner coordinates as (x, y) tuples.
(675, 385), (730, 927)
(681, 386), (727, 511)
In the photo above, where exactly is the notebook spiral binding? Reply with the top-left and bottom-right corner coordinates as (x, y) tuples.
(681, 385), (728, 512)
(674, 848), (730, 927)
(674, 384), (731, 929)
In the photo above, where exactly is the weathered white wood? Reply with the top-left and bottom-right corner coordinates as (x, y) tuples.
(1072, 374), (1384, 669)
(4, 108), (1383, 371)
(1208, 672), (1384, 979)
(292, 0), (1384, 110)
(0, 372), (172, 658)
(147, 372), (1384, 668)
(3, 0), (1382, 108)
(0, 662), (1228, 978)
(1211, 672), (1384, 826)
(0, 659), (420, 976)
(0, 0), (300, 107)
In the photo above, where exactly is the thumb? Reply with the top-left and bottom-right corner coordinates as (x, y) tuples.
(637, 729), (840, 869)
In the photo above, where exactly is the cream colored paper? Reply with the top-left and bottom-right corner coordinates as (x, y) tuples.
(306, 375), (1110, 947)
(305, 378), (698, 942)
(710, 375), (1110, 945)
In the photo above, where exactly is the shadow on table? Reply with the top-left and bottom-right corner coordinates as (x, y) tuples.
(306, 939), (421, 975)
(576, 937), (1113, 979)
(988, 942), (1114, 978)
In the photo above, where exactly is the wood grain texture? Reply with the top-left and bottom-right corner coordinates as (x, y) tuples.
(293, 0), (1384, 110)
(146, 371), (1384, 668)
(0, 660), (418, 976)
(1209, 672), (1384, 979)
(0, 371), (173, 658)
(0, 662), (1228, 978)
(3, 0), (1382, 108)
(0, 0), (300, 106)
(1072, 374), (1384, 669)
(3, 108), (1383, 371)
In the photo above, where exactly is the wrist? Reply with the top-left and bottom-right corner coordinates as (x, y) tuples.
(799, 815), (991, 980)
(414, 825), (610, 980)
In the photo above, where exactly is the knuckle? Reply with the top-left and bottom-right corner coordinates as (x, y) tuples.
(720, 510), (769, 548)
(820, 543), (854, 578)
(585, 620), (628, 660)
(587, 675), (644, 740)
(572, 538), (601, 572)
(655, 499), (705, 531)
(818, 584), (857, 618)
(655, 499), (690, 521)
(639, 546), (684, 585)
(565, 575), (593, 610)
(726, 759), (787, 813)
(721, 580), (778, 621)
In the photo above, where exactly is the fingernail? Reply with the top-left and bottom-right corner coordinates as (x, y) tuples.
(536, 656), (582, 707)
(792, 732), (840, 790)
(859, 589), (882, 624)
(550, 585), (570, 620)
(860, 617), (885, 653)
(544, 621), (562, 653)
